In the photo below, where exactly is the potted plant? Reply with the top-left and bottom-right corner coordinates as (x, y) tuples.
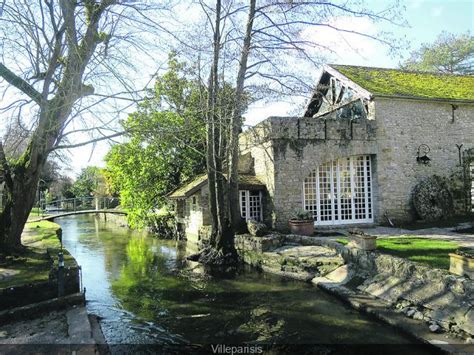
(289, 209), (314, 236)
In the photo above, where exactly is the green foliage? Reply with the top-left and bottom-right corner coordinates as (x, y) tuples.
(290, 209), (313, 221)
(104, 54), (208, 228)
(403, 31), (474, 74)
(71, 166), (104, 197)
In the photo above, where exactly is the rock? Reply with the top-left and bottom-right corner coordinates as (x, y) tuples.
(396, 300), (411, 310)
(429, 323), (441, 333)
(407, 309), (416, 318)
(247, 220), (268, 237)
(451, 325), (461, 334)
(413, 311), (424, 320)
(251, 307), (271, 318)
(466, 338), (474, 344)
(401, 307), (410, 314)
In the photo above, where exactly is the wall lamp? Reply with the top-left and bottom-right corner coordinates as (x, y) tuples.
(416, 144), (431, 164)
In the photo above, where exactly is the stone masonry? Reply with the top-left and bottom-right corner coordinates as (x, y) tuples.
(240, 97), (474, 230)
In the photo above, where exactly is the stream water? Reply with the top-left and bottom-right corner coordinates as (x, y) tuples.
(57, 215), (426, 351)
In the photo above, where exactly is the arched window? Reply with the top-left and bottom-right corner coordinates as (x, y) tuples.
(304, 155), (373, 225)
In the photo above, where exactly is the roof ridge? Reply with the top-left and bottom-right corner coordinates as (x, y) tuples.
(328, 64), (473, 78)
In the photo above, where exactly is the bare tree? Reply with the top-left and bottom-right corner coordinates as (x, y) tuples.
(187, 0), (404, 265)
(0, 1), (169, 251)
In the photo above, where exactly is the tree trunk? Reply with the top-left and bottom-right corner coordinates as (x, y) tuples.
(228, 0), (256, 231)
(0, 173), (40, 250)
(200, 0), (238, 266)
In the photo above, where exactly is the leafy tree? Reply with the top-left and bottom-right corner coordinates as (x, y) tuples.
(72, 166), (103, 197)
(104, 55), (208, 228)
(48, 176), (75, 201)
(402, 31), (474, 74)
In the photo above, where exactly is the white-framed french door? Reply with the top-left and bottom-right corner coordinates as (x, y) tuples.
(303, 155), (373, 225)
(239, 190), (263, 222)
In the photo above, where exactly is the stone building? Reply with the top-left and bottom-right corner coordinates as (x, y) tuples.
(170, 65), (474, 240)
(168, 174), (266, 242)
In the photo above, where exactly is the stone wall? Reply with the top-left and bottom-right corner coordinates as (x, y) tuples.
(97, 212), (129, 227)
(240, 98), (474, 230)
(241, 115), (377, 230)
(374, 98), (474, 222)
(240, 124), (276, 226)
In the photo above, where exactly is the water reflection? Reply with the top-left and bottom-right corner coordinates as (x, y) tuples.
(58, 215), (418, 346)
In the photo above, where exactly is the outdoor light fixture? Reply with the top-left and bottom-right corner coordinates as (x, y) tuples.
(456, 144), (463, 166)
(416, 144), (431, 164)
(58, 252), (64, 268)
(58, 252), (65, 297)
(451, 104), (459, 123)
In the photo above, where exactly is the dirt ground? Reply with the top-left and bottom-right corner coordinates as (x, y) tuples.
(0, 310), (69, 345)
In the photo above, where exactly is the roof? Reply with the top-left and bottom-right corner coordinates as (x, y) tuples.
(168, 174), (265, 199)
(329, 65), (474, 102)
(168, 174), (208, 199)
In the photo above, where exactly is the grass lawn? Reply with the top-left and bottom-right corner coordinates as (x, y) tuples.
(0, 221), (75, 289)
(28, 208), (51, 220)
(337, 236), (459, 269)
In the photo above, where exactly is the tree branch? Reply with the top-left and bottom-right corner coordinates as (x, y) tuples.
(49, 130), (126, 152)
(0, 63), (42, 104)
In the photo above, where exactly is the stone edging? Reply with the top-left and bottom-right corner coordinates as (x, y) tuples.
(235, 233), (474, 348)
(0, 293), (85, 325)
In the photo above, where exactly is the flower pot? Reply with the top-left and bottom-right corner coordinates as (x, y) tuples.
(288, 219), (314, 236)
(449, 252), (473, 279)
(348, 234), (377, 251)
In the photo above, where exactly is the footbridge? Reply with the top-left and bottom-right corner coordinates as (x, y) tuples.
(30, 196), (127, 222)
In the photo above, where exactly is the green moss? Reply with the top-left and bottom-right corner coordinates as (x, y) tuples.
(332, 65), (474, 101)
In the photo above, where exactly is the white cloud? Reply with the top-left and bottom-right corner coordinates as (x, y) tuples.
(300, 16), (379, 66)
(243, 101), (294, 127)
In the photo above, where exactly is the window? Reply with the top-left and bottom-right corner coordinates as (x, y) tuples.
(470, 162), (474, 212)
(240, 190), (263, 222)
(191, 195), (198, 211)
(304, 155), (373, 225)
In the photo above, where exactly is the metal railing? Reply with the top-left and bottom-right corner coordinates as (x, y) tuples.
(39, 196), (120, 214)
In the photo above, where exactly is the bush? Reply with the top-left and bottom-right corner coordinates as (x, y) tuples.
(412, 175), (453, 221)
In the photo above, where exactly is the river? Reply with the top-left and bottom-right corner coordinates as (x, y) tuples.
(57, 215), (424, 351)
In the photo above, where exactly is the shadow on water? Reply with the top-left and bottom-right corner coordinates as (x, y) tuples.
(57, 215), (433, 353)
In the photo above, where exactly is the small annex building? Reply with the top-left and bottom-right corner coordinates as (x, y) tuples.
(169, 64), (474, 241)
(168, 172), (267, 242)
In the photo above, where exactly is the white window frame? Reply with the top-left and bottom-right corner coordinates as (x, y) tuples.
(303, 155), (373, 226)
(239, 190), (263, 222)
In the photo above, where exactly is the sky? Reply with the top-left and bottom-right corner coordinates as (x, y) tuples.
(4, 0), (473, 178)
(244, 0), (474, 125)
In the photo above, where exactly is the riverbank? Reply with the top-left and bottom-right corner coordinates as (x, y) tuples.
(235, 232), (474, 352)
(0, 221), (79, 308)
(0, 303), (106, 353)
(0, 220), (107, 352)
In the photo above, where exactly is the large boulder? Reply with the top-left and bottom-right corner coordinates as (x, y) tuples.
(247, 220), (268, 237)
(412, 175), (453, 221)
